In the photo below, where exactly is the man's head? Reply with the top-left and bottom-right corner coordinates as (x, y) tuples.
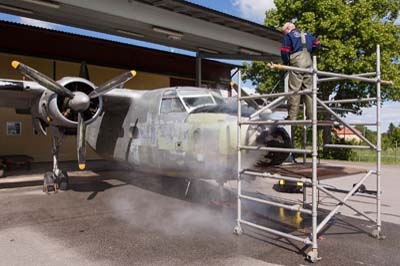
(282, 22), (295, 35)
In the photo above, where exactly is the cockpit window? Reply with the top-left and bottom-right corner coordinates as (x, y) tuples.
(182, 96), (214, 109)
(160, 98), (186, 113)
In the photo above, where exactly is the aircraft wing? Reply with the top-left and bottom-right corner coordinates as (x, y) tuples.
(0, 79), (45, 111)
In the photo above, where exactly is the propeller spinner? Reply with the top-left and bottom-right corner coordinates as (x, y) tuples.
(11, 60), (137, 170)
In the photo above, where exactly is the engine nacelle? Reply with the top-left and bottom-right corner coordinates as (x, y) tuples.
(37, 77), (103, 129)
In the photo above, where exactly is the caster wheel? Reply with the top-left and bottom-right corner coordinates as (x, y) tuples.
(371, 229), (386, 240)
(233, 226), (243, 236)
(306, 250), (321, 263)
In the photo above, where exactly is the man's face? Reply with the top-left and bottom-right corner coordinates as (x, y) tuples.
(282, 27), (291, 35)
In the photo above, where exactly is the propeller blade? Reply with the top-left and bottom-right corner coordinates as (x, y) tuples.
(77, 112), (86, 170)
(11, 61), (74, 98)
(89, 70), (136, 99)
(79, 61), (90, 80)
(230, 81), (260, 110)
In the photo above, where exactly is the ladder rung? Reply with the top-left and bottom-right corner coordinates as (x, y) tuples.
(240, 145), (312, 154)
(242, 170), (311, 184)
(324, 144), (373, 150)
(240, 194), (312, 214)
(239, 120), (312, 126)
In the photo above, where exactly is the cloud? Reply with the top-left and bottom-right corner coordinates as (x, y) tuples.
(346, 102), (400, 131)
(231, 0), (276, 24)
(19, 17), (58, 30)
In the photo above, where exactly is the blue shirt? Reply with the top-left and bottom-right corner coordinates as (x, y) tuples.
(280, 29), (321, 65)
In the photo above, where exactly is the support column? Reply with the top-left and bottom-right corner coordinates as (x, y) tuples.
(309, 56), (319, 262)
(196, 52), (202, 87)
(234, 69), (243, 235)
(376, 45), (382, 237)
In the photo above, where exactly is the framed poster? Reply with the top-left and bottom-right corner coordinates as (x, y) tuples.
(6, 122), (21, 136)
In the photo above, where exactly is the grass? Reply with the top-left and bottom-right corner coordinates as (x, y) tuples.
(350, 148), (400, 164)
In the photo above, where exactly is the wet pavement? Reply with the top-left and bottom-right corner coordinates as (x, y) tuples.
(0, 161), (400, 265)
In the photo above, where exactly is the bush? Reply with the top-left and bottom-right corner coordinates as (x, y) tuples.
(322, 136), (356, 161)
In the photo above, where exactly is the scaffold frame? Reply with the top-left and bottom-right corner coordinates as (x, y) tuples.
(233, 45), (392, 262)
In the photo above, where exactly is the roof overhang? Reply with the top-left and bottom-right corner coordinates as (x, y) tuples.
(0, 0), (282, 61)
(0, 21), (235, 83)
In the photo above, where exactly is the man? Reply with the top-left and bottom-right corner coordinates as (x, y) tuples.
(280, 22), (321, 120)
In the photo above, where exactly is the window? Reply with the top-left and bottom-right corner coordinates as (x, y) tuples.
(6, 122), (21, 136)
(182, 96), (214, 109)
(160, 98), (186, 113)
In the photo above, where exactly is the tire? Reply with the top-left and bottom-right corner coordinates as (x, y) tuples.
(256, 127), (291, 166)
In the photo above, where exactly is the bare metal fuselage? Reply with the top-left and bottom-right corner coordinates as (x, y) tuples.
(86, 88), (253, 182)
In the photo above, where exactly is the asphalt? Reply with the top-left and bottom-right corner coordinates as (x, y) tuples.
(0, 161), (400, 266)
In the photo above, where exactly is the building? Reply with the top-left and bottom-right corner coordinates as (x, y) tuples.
(332, 127), (363, 143)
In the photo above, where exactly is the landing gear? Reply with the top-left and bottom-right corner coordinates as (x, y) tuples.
(184, 178), (191, 198)
(43, 127), (69, 193)
(43, 170), (69, 193)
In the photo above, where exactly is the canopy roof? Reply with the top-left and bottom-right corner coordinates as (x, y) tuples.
(0, 0), (282, 60)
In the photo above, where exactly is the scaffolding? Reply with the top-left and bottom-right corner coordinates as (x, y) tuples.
(233, 45), (393, 262)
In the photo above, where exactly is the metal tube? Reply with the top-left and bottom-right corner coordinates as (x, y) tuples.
(239, 89), (312, 100)
(323, 97), (377, 104)
(318, 72), (376, 83)
(242, 170), (311, 184)
(196, 52), (202, 87)
(317, 184), (376, 223)
(317, 98), (376, 149)
(240, 120), (312, 126)
(317, 70), (393, 85)
(323, 144), (372, 150)
(311, 56), (318, 252)
(303, 103), (307, 163)
(250, 96), (286, 120)
(315, 121), (377, 127)
(239, 219), (312, 245)
(269, 63), (393, 85)
(376, 45), (382, 236)
(240, 194), (312, 214)
(316, 171), (373, 233)
(239, 145), (312, 154)
(268, 62), (314, 74)
(236, 69), (242, 232)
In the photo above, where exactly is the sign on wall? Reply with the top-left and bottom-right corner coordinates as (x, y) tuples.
(6, 122), (21, 136)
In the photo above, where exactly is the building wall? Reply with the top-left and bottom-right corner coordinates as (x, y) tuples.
(0, 53), (170, 162)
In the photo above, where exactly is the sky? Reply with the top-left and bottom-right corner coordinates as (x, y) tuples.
(0, 0), (398, 131)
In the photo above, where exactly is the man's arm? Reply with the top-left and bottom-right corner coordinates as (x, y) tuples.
(280, 35), (291, 65)
(310, 34), (321, 52)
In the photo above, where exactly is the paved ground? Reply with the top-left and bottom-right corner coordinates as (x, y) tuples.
(0, 161), (400, 266)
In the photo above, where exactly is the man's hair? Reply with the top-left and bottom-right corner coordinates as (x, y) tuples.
(282, 22), (295, 32)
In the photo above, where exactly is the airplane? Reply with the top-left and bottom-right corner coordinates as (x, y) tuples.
(0, 60), (291, 192)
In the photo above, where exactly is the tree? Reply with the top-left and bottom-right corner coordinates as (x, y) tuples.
(243, 0), (400, 152)
(388, 122), (396, 137)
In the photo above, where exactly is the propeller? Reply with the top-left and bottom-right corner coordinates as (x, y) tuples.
(89, 70), (136, 99)
(77, 112), (86, 170)
(11, 60), (137, 170)
(12, 61), (74, 98)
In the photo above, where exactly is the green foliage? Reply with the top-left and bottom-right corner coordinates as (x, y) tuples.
(322, 135), (357, 160)
(243, 0), (400, 107)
